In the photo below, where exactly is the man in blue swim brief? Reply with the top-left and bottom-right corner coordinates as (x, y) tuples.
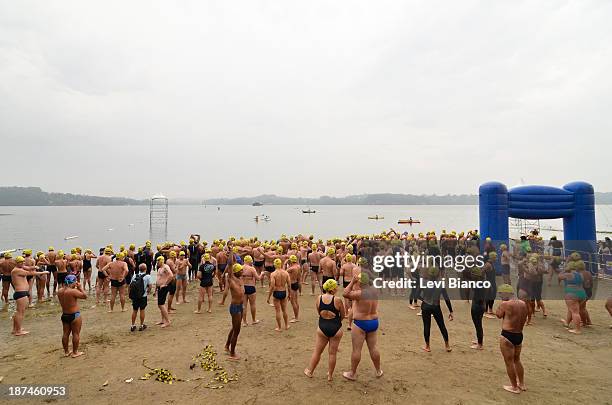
(341, 271), (383, 381)
(220, 263), (245, 360)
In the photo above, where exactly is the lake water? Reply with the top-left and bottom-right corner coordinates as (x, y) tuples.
(1, 205), (612, 253)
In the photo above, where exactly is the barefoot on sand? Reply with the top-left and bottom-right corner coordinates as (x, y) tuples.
(422, 346), (431, 352)
(304, 369), (313, 378)
(71, 351), (84, 358)
(342, 371), (356, 381)
(228, 355), (240, 361)
(470, 344), (483, 350)
(376, 369), (384, 378)
(503, 385), (521, 394)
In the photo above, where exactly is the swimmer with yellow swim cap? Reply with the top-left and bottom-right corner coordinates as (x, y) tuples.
(306, 242), (324, 295)
(99, 250), (129, 313)
(81, 245), (96, 292)
(341, 269), (382, 381)
(267, 254), (291, 332)
(495, 282), (528, 394)
(319, 247), (338, 289)
(93, 245), (113, 306)
(9, 254), (48, 336)
(304, 275), (346, 380)
(286, 254), (302, 323)
(239, 255), (262, 325)
(219, 261), (245, 360)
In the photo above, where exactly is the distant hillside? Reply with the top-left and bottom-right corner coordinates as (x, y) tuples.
(202, 193), (479, 205)
(203, 192), (612, 205)
(2, 187), (611, 206)
(0, 187), (146, 206)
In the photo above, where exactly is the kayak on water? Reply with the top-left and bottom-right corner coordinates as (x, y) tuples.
(398, 219), (420, 224)
(368, 216), (384, 220)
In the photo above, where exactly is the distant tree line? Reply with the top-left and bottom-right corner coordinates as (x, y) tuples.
(2, 187), (611, 206)
(0, 187), (146, 206)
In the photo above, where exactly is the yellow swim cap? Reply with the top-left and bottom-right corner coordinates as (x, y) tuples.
(58, 251), (65, 259)
(289, 255), (298, 263)
(312, 244), (317, 250)
(359, 272), (370, 285)
(129, 244), (135, 250)
(48, 246), (54, 251)
(71, 248), (76, 254)
(170, 251), (177, 257)
(232, 263), (243, 273)
(497, 284), (513, 294)
(203, 253), (211, 261)
(117, 252), (126, 260)
(273, 258), (282, 268)
(232, 247), (238, 253)
(36, 251), (44, 257)
(345, 253), (353, 262)
(327, 248), (336, 256)
(23, 249), (32, 255)
(15, 256), (25, 263)
(104, 248), (112, 255)
(244, 255), (253, 263)
(180, 241), (186, 246)
(488, 252), (498, 261)
(358, 257), (367, 265)
(71, 253), (77, 260)
(157, 256), (165, 262)
(323, 279), (338, 292)
(179, 251), (185, 256)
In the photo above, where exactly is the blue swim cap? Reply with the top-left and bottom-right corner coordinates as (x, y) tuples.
(65, 274), (77, 285)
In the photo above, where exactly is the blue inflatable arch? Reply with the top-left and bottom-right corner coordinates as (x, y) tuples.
(479, 181), (596, 269)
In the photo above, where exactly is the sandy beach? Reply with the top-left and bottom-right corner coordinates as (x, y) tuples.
(1, 283), (610, 405)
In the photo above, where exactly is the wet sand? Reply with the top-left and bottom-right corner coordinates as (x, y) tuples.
(1, 284), (611, 405)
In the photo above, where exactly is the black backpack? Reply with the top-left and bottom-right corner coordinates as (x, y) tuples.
(129, 273), (145, 300)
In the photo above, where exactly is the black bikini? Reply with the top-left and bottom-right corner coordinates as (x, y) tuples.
(318, 295), (342, 338)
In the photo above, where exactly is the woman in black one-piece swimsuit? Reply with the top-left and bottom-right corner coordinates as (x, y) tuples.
(304, 279), (346, 381)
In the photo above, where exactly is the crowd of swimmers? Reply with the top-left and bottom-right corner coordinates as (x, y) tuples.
(1, 229), (612, 393)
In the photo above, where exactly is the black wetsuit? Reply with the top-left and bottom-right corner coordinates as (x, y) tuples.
(485, 264), (497, 312)
(318, 295), (342, 338)
(142, 248), (153, 274)
(409, 268), (420, 305)
(198, 262), (214, 288)
(188, 245), (200, 279)
(471, 283), (486, 345)
(420, 285), (453, 344)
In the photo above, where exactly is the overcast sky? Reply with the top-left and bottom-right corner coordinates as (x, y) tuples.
(1, 1), (610, 199)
